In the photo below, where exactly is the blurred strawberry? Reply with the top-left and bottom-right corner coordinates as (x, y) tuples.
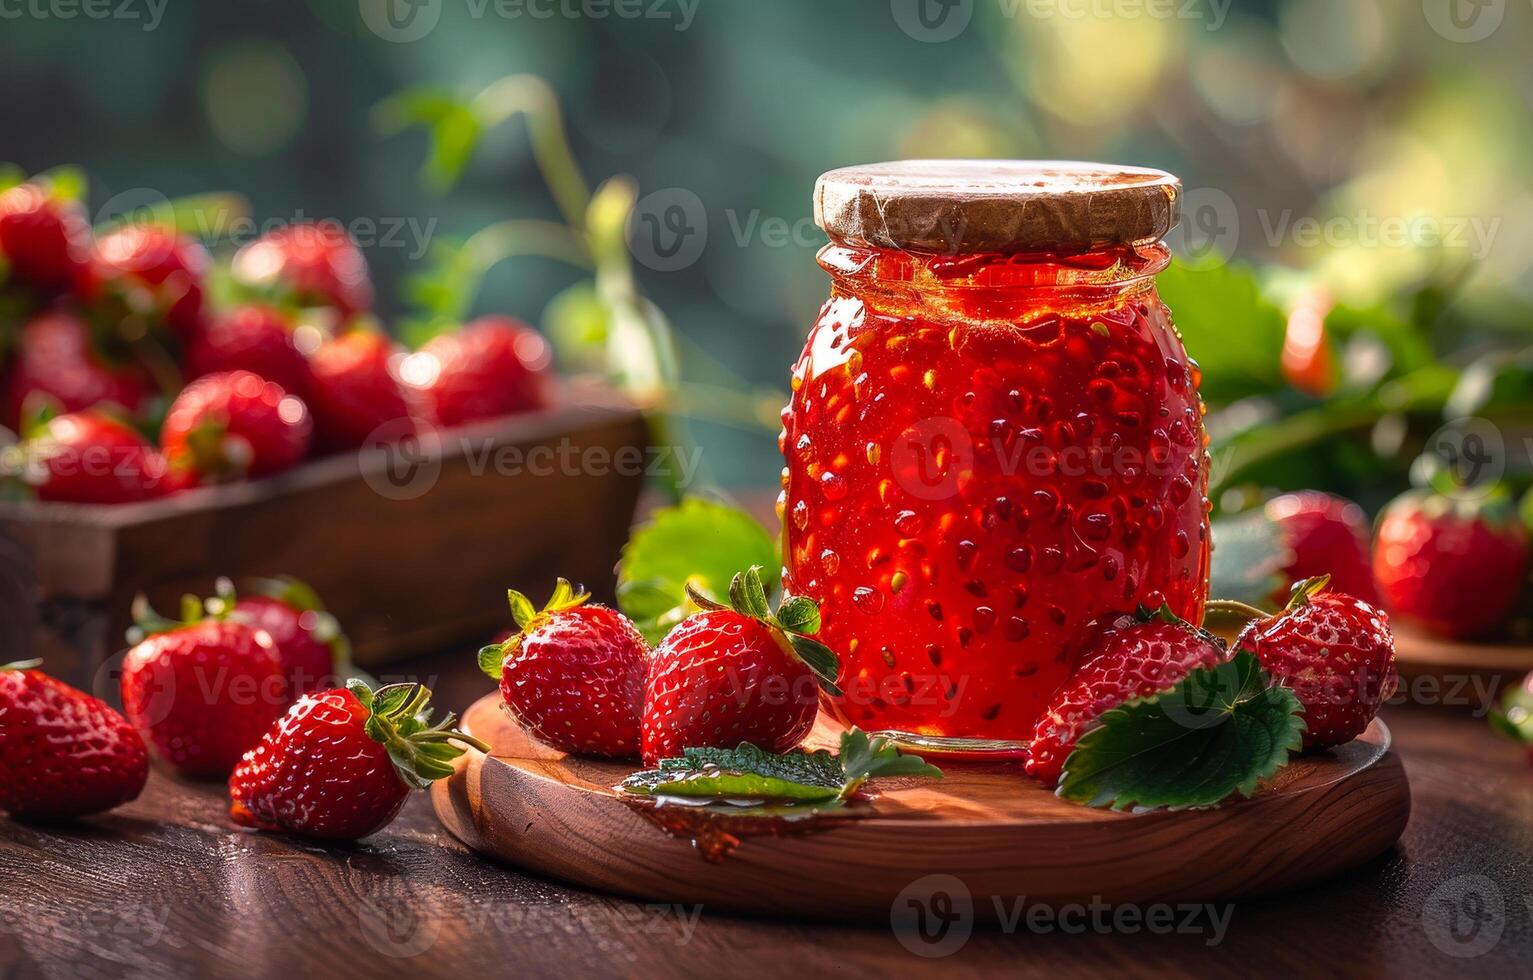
(161, 370), (312, 481)
(0, 182), (89, 293)
(85, 224), (210, 338)
(1266, 491), (1378, 604)
(306, 331), (414, 452)
(184, 305), (313, 398)
(231, 577), (351, 699)
(1280, 292), (1337, 397)
(13, 408), (169, 504)
(403, 316), (554, 427)
(1, 311), (151, 431)
(1374, 488), (1530, 639)
(231, 221), (372, 318)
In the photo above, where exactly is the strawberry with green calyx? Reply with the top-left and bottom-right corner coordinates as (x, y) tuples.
(479, 578), (650, 758)
(121, 583), (288, 778)
(1, 659), (149, 820)
(228, 680), (488, 841)
(1215, 575), (1398, 751)
(8, 403), (171, 504)
(640, 566), (841, 767)
(231, 576), (353, 699)
(1026, 604), (1229, 787)
(1373, 486), (1529, 640)
(1056, 650), (1305, 811)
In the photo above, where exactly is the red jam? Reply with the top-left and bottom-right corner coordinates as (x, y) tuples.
(780, 241), (1210, 744)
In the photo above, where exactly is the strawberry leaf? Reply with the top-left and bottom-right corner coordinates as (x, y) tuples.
(1209, 510), (1291, 609)
(617, 497), (779, 644)
(788, 635), (843, 698)
(619, 728), (940, 803)
(1056, 651), (1304, 811)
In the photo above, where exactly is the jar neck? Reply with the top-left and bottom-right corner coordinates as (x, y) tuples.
(817, 240), (1170, 315)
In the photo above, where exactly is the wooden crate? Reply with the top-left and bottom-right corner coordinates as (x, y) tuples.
(0, 383), (649, 687)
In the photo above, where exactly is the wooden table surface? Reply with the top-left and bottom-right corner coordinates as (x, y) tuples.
(3, 648), (1530, 980)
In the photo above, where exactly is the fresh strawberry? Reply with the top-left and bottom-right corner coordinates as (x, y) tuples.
(477, 579), (649, 757)
(86, 224), (209, 338)
(1233, 577), (1397, 750)
(120, 588), (287, 778)
(1267, 490), (1378, 604)
(0, 182), (89, 293)
(231, 577), (350, 698)
(1374, 488), (1530, 639)
(640, 567), (840, 766)
(1, 311), (151, 430)
(160, 370), (312, 481)
(228, 681), (485, 841)
(183, 305), (313, 398)
(306, 331), (414, 452)
(13, 407), (169, 504)
(404, 316), (553, 427)
(1025, 607), (1229, 787)
(231, 222), (373, 318)
(0, 659), (149, 819)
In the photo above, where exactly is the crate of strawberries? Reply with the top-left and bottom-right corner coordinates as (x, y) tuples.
(0, 171), (648, 684)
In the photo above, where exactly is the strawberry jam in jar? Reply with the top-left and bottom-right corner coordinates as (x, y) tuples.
(781, 161), (1209, 752)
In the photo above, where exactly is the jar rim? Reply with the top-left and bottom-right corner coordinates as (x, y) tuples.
(817, 240), (1172, 292)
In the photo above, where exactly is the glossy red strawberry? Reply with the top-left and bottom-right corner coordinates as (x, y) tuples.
(1267, 491), (1378, 604)
(160, 370), (312, 481)
(0, 182), (89, 293)
(120, 590), (288, 778)
(0, 659), (149, 819)
(228, 681), (485, 841)
(87, 224), (210, 338)
(1026, 608), (1228, 787)
(231, 577), (350, 698)
(1233, 578), (1397, 750)
(1, 312), (151, 430)
(306, 331), (415, 452)
(16, 408), (169, 504)
(404, 316), (554, 427)
(1374, 489), (1530, 640)
(231, 222), (373, 318)
(640, 567), (840, 766)
(184, 305), (314, 399)
(478, 579), (648, 757)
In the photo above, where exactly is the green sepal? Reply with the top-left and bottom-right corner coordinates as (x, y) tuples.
(353, 680), (489, 791)
(127, 579), (240, 645)
(697, 566), (843, 699)
(1056, 650), (1305, 811)
(482, 578), (590, 680)
(787, 635), (843, 698)
(1489, 681), (1533, 746)
(619, 728), (941, 803)
(1283, 574), (1332, 611)
(775, 596), (821, 635)
(1, 659), (43, 672)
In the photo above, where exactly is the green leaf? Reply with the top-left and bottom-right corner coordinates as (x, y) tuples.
(775, 596), (821, 636)
(788, 635), (843, 698)
(477, 644), (507, 680)
(617, 497), (779, 643)
(619, 729), (941, 803)
(1209, 510), (1291, 609)
(1056, 651), (1305, 811)
(1155, 258), (1287, 406)
(373, 87), (483, 192)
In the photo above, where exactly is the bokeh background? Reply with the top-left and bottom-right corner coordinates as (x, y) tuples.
(3, 0), (1531, 499)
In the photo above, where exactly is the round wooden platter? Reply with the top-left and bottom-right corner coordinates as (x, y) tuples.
(433, 694), (1411, 923)
(1393, 625), (1533, 707)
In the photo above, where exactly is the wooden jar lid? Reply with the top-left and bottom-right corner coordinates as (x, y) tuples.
(813, 160), (1181, 255)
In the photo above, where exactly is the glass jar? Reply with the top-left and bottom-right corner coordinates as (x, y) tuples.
(780, 161), (1210, 752)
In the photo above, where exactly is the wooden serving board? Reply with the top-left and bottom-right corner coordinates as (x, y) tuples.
(433, 694), (1411, 922)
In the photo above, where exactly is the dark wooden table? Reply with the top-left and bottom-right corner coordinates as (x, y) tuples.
(3, 648), (1530, 980)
